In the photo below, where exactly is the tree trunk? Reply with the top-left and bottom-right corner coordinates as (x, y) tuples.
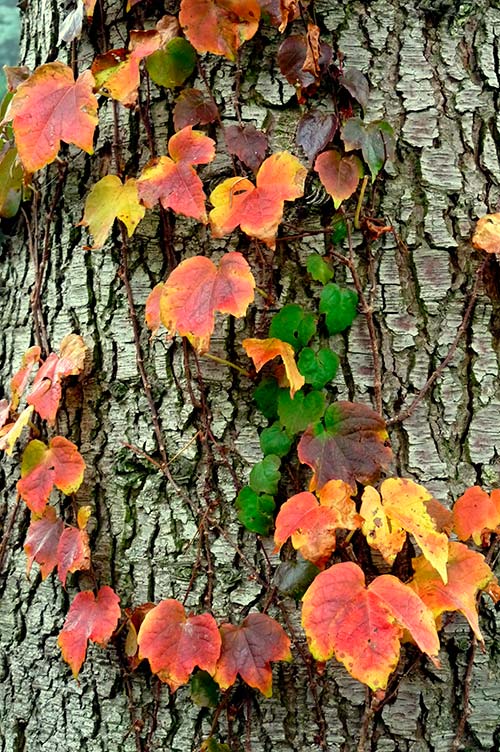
(1, 1), (500, 751)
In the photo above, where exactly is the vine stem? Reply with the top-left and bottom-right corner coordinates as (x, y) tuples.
(387, 258), (487, 426)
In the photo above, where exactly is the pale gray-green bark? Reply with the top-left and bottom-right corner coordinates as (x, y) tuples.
(1, 1), (500, 751)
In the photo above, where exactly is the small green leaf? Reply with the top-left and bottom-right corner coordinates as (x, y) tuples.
(260, 422), (293, 457)
(200, 738), (232, 752)
(254, 377), (281, 420)
(249, 455), (281, 495)
(306, 254), (334, 284)
(190, 670), (220, 707)
(146, 38), (196, 88)
(341, 117), (395, 181)
(278, 390), (326, 434)
(319, 283), (358, 335)
(331, 213), (348, 245)
(269, 304), (316, 350)
(235, 486), (275, 535)
(298, 347), (339, 390)
(274, 555), (320, 599)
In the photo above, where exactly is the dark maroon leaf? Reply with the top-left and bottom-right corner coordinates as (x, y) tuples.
(278, 35), (316, 90)
(340, 69), (370, 111)
(225, 124), (268, 171)
(173, 88), (219, 131)
(296, 110), (338, 162)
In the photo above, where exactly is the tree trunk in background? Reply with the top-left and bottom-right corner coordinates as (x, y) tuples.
(1, 1), (500, 750)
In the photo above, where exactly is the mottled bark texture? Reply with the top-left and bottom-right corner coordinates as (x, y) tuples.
(1, 1), (500, 750)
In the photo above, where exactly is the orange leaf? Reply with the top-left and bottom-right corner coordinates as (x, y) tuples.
(57, 525), (91, 587)
(58, 586), (121, 678)
(472, 213), (500, 254)
(137, 126), (215, 222)
(147, 252), (255, 353)
(209, 152), (307, 247)
(10, 345), (41, 410)
(409, 541), (497, 641)
(24, 506), (64, 579)
(242, 337), (304, 397)
(317, 478), (361, 529)
(452, 485), (500, 545)
(274, 491), (338, 567)
(17, 437), (86, 514)
(80, 175), (145, 248)
(214, 612), (291, 697)
(179, 0), (260, 61)
(137, 599), (221, 691)
(6, 62), (98, 172)
(302, 562), (439, 691)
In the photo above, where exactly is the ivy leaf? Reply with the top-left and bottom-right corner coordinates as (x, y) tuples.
(306, 254), (334, 284)
(209, 151), (307, 247)
(5, 62), (98, 172)
(296, 110), (338, 163)
(277, 389), (325, 435)
(319, 283), (358, 335)
(137, 125), (215, 222)
(17, 437), (86, 514)
(173, 88), (219, 130)
(80, 175), (145, 248)
(200, 739), (231, 752)
(297, 401), (393, 491)
(409, 541), (498, 642)
(339, 69), (370, 111)
(0, 405), (34, 455)
(341, 117), (395, 182)
(10, 345), (41, 411)
(137, 599), (222, 691)
(146, 38), (197, 89)
(124, 603), (156, 669)
(302, 562), (440, 691)
(0, 104), (24, 218)
(315, 150), (363, 209)
(274, 491), (338, 567)
(214, 613), (291, 697)
(452, 485), (500, 545)
(472, 213), (500, 254)
(259, 422), (292, 457)
(268, 304), (316, 350)
(57, 525), (91, 587)
(274, 556), (320, 599)
(249, 455), (281, 495)
(58, 586), (121, 678)
(360, 485), (406, 565)
(179, 0), (260, 61)
(24, 506), (64, 579)
(243, 337), (305, 397)
(257, 0), (299, 31)
(190, 670), (220, 708)
(235, 486), (275, 535)
(254, 377), (281, 420)
(225, 124), (268, 172)
(148, 252), (255, 353)
(297, 347), (339, 390)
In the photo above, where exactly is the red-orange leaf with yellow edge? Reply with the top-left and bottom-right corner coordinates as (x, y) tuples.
(302, 561), (439, 691)
(213, 612), (291, 697)
(147, 252), (255, 353)
(209, 152), (307, 247)
(24, 506), (64, 579)
(10, 345), (41, 410)
(57, 526), (91, 587)
(409, 541), (497, 642)
(452, 485), (500, 545)
(58, 586), (121, 678)
(242, 337), (304, 398)
(274, 491), (338, 567)
(6, 62), (98, 172)
(137, 599), (221, 691)
(137, 126), (215, 222)
(179, 0), (260, 61)
(17, 437), (86, 514)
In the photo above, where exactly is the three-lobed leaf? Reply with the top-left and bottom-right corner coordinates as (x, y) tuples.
(452, 485), (500, 545)
(179, 0), (260, 61)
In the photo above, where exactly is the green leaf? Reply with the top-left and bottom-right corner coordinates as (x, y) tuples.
(146, 38), (197, 88)
(331, 213), (348, 245)
(190, 670), (220, 707)
(0, 144), (23, 218)
(200, 738), (232, 752)
(319, 283), (358, 335)
(341, 117), (395, 181)
(249, 455), (281, 495)
(260, 422), (293, 457)
(278, 390), (326, 435)
(254, 377), (281, 420)
(298, 347), (339, 390)
(235, 486), (275, 535)
(274, 555), (320, 599)
(306, 254), (334, 284)
(269, 304), (316, 350)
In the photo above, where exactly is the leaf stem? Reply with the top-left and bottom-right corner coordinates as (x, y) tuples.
(354, 175), (369, 229)
(202, 352), (250, 376)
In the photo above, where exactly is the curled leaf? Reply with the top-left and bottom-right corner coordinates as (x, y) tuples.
(243, 337), (305, 398)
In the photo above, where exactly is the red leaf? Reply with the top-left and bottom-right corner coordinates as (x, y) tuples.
(302, 562), (439, 690)
(17, 437), (86, 513)
(24, 506), (64, 579)
(6, 62), (98, 172)
(148, 252), (255, 352)
(274, 491), (338, 566)
(214, 613), (291, 697)
(58, 586), (121, 678)
(10, 345), (41, 410)
(225, 124), (268, 172)
(315, 149), (363, 209)
(137, 599), (221, 691)
(452, 485), (500, 545)
(137, 126), (215, 222)
(57, 525), (91, 587)
(179, 0), (260, 61)
(173, 89), (218, 131)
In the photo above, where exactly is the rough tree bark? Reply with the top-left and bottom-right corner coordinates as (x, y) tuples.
(1, 1), (500, 751)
